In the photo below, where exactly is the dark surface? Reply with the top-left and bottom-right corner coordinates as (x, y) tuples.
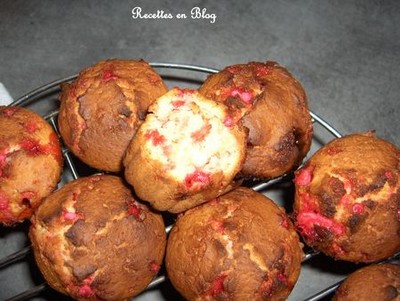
(1, 0), (399, 144)
(1, 1), (399, 300)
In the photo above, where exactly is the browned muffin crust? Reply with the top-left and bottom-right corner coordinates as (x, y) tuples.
(124, 87), (247, 213)
(333, 263), (400, 301)
(58, 59), (168, 172)
(29, 175), (166, 300)
(293, 132), (400, 263)
(0, 106), (63, 226)
(199, 61), (313, 180)
(166, 187), (303, 301)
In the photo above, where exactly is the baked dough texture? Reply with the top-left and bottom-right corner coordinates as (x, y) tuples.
(0, 106), (63, 225)
(29, 175), (166, 300)
(332, 263), (400, 301)
(199, 61), (313, 180)
(166, 187), (303, 301)
(58, 59), (168, 172)
(293, 132), (400, 263)
(124, 87), (247, 213)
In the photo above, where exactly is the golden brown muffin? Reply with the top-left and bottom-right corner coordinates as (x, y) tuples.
(29, 175), (166, 300)
(332, 263), (400, 301)
(293, 132), (400, 263)
(58, 59), (168, 172)
(0, 106), (63, 226)
(199, 61), (313, 180)
(166, 187), (303, 301)
(123, 87), (247, 213)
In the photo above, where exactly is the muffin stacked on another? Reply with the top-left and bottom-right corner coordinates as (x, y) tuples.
(58, 59), (168, 172)
(293, 132), (400, 263)
(29, 175), (166, 300)
(123, 87), (248, 213)
(332, 263), (400, 301)
(166, 187), (303, 301)
(199, 61), (313, 180)
(0, 106), (63, 226)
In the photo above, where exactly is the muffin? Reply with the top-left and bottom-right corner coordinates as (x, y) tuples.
(58, 59), (168, 172)
(166, 187), (303, 301)
(332, 263), (400, 301)
(199, 61), (313, 180)
(29, 175), (166, 300)
(123, 87), (247, 213)
(0, 106), (63, 226)
(293, 132), (400, 263)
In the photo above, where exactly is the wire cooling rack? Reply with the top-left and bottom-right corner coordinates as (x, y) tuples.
(1, 62), (398, 301)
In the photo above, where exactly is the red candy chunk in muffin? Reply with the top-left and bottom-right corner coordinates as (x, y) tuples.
(166, 187), (303, 301)
(293, 132), (400, 263)
(0, 106), (63, 226)
(123, 87), (247, 213)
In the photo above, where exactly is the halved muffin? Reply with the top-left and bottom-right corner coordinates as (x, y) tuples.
(123, 88), (247, 213)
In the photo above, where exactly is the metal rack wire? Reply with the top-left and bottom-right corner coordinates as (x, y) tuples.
(1, 62), (397, 301)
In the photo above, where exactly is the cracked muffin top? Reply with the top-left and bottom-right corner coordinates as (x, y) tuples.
(29, 174), (166, 300)
(166, 186), (303, 300)
(199, 61), (313, 180)
(58, 59), (168, 172)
